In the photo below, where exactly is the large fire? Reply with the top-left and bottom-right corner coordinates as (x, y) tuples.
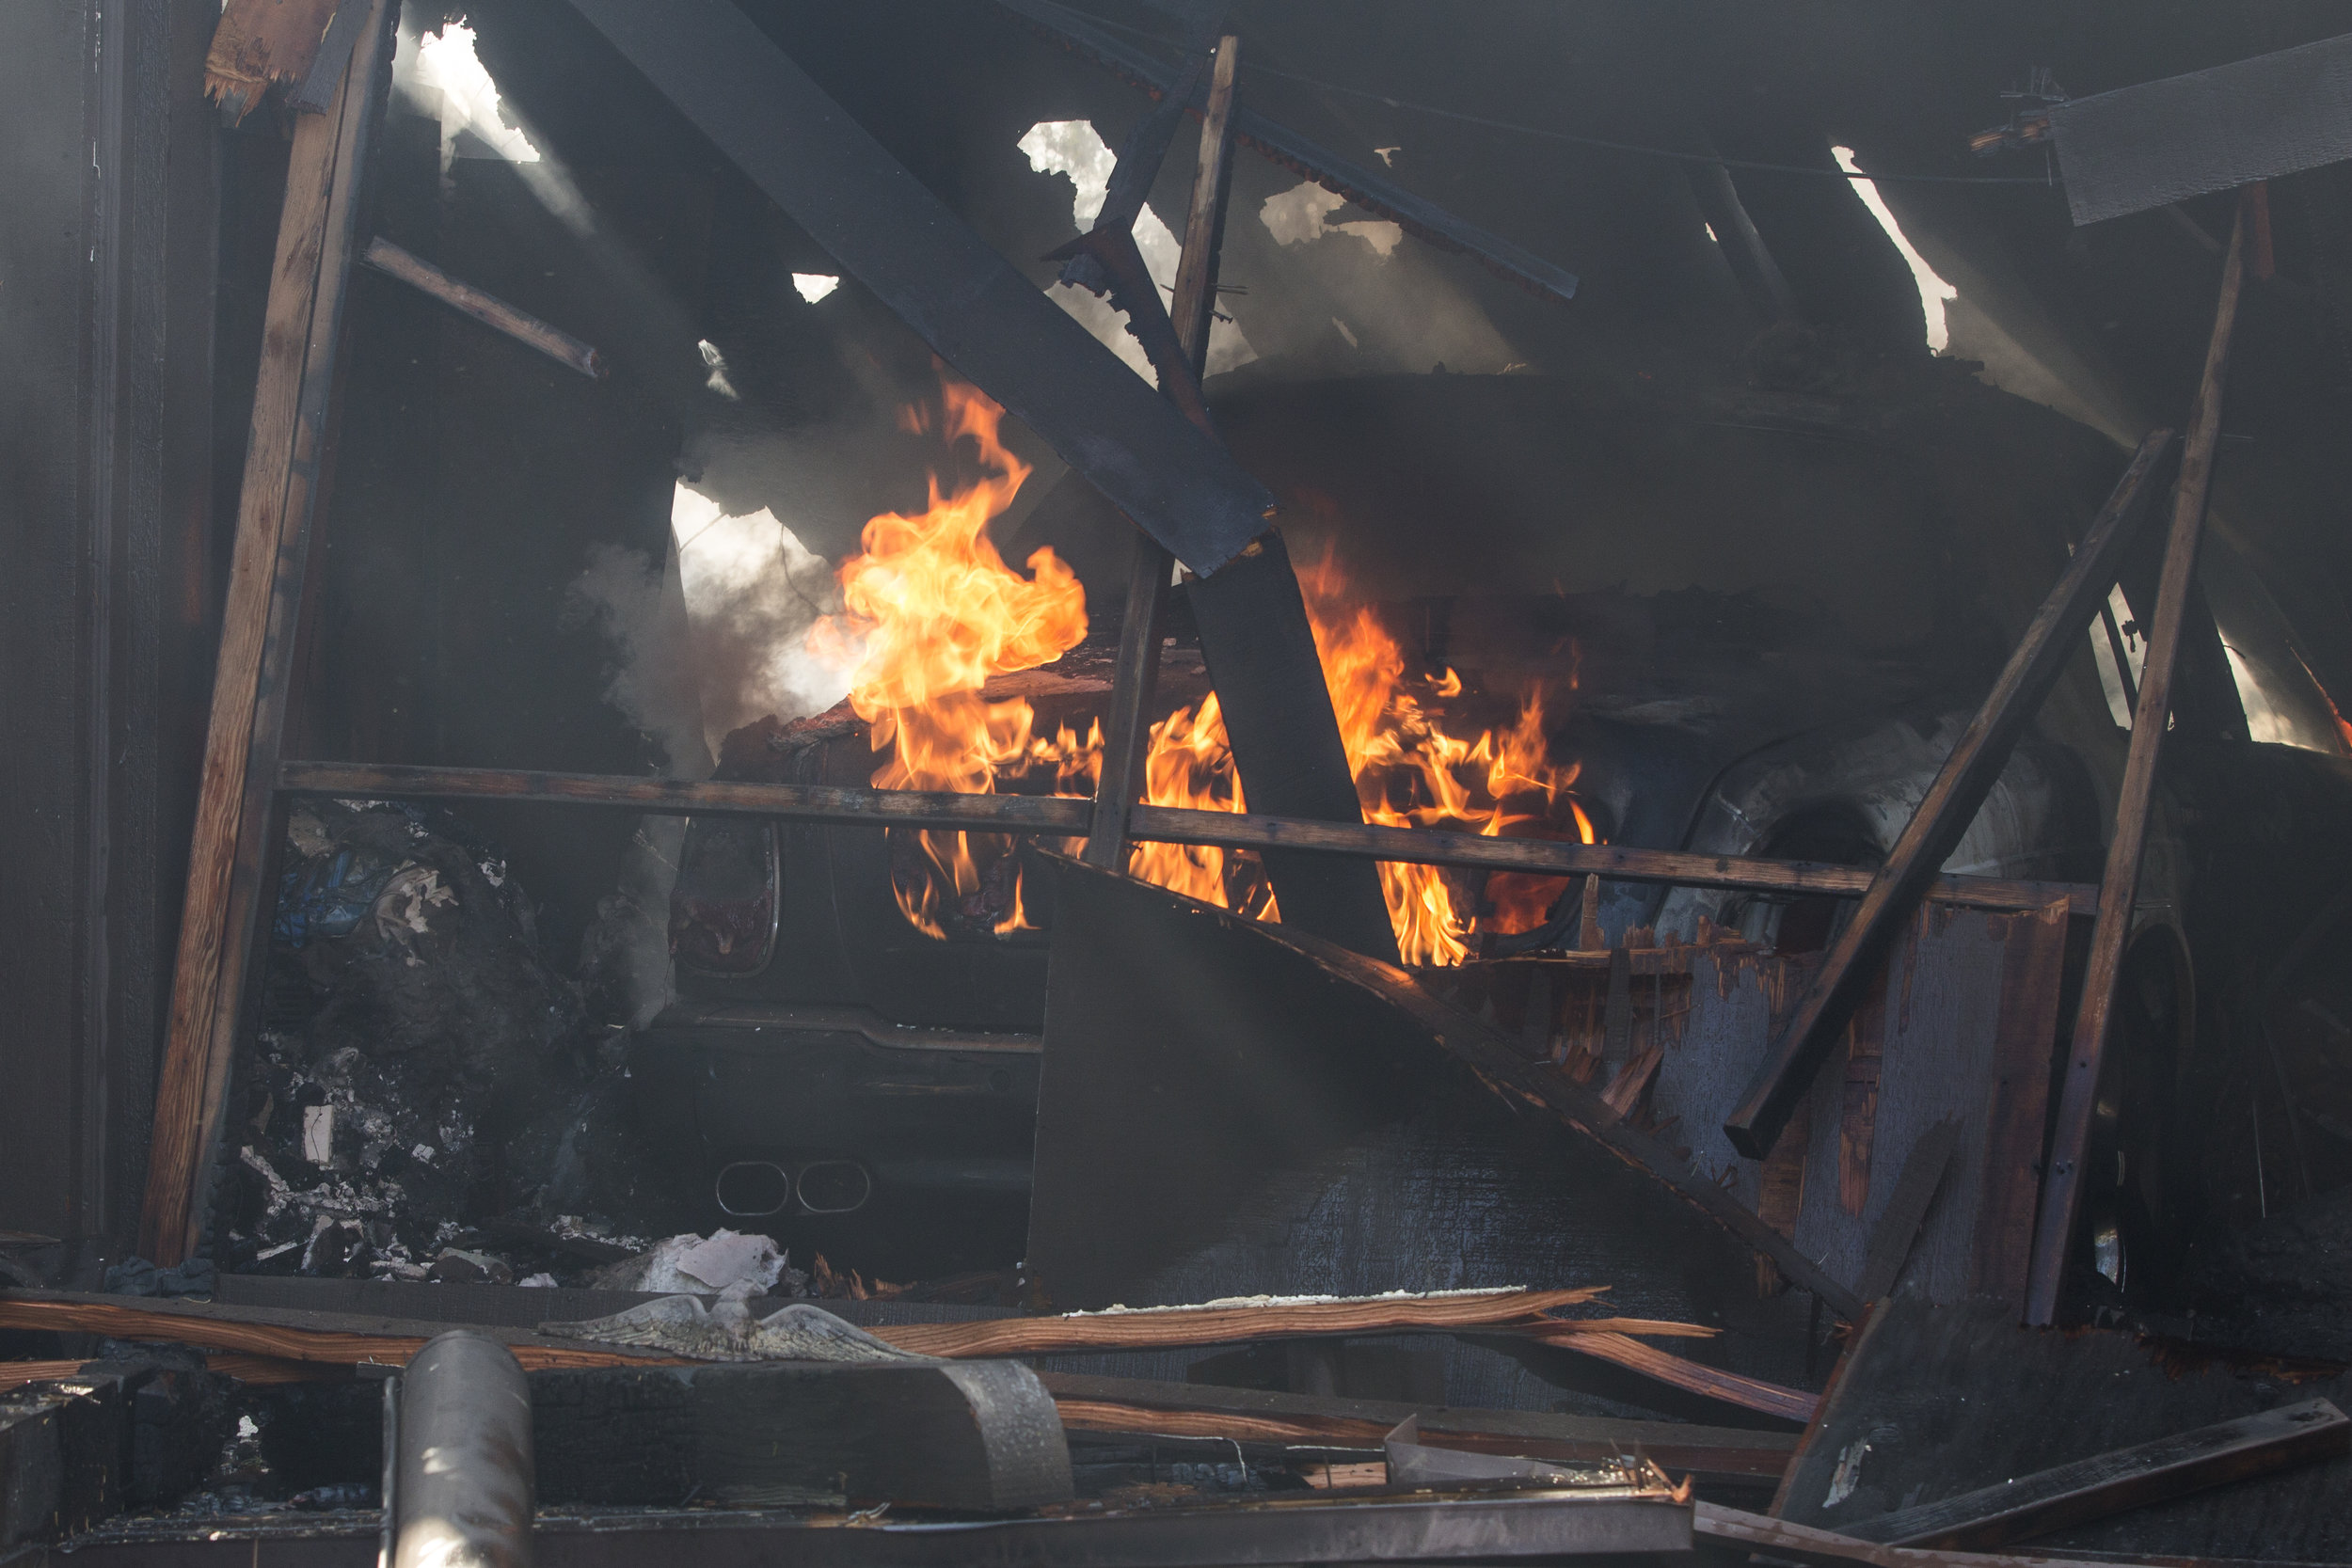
(810, 377), (1593, 964)
(804, 381), (1091, 938)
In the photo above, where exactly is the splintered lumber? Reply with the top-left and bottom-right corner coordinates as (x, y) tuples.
(1083, 31), (1241, 872)
(1842, 1401), (2350, 1550)
(0, 1363), (83, 1396)
(1036, 1371), (1797, 1486)
(203, 0), (342, 121)
(141, 0), (390, 1269)
(360, 238), (605, 379)
(1512, 1330), (1816, 1424)
(277, 760), (2096, 914)
(0, 1292), (679, 1373)
(1724, 431), (2174, 1159)
(2026, 214), (2248, 1325)
(557, 0), (1274, 578)
(873, 1288), (1607, 1357)
(0, 1288), (1799, 1424)
(531, 1360), (1073, 1510)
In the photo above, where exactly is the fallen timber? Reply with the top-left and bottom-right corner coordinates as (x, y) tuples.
(277, 759), (2096, 916)
(1723, 428), (2175, 1162)
(0, 1286), (1810, 1423)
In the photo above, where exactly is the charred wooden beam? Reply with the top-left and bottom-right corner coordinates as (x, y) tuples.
(1184, 532), (1406, 962)
(1084, 32), (1241, 873)
(139, 0), (391, 1269)
(1842, 1400), (2349, 1550)
(1037, 1370), (1796, 1487)
(1692, 1504), (2185, 1568)
(1722, 429), (2174, 1161)
(558, 0), (1274, 578)
(2025, 215), (2248, 1325)
(203, 0), (341, 122)
(360, 238), (604, 380)
(274, 760), (2097, 914)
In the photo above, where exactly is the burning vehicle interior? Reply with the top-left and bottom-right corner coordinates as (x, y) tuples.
(13, 0), (2352, 1562)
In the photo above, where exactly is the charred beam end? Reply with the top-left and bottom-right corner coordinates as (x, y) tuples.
(559, 0), (1274, 577)
(1721, 428), (2176, 1162)
(1841, 1399), (2349, 1551)
(362, 238), (605, 380)
(274, 760), (2095, 915)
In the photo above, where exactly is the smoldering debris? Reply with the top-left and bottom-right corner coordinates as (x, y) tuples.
(215, 800), (686, 1283)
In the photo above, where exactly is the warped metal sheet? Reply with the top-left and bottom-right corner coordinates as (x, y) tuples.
(997, 0), (1580, 304)
(560, 0), (1277, 577)
(2050, 32), (2352, 224)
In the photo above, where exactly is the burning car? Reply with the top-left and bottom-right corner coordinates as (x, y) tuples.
(634, 358), (2352, 1309)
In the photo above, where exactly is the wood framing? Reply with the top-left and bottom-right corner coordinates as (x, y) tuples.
(2025, 214), (2248, 1325)
(138, 3), (389, 1266)
(1722, 427), (2174, 1160)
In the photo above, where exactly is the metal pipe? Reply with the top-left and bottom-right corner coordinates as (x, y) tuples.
(391, 1332), (534, 1568)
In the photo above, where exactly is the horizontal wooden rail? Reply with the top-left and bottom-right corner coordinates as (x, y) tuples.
(278, 760), (2095, 915)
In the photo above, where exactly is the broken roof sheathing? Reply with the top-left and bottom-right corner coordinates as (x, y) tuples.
(561, 0), (1279, 578)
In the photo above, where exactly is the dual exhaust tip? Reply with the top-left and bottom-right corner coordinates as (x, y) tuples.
(714, 1158), (872, 1217)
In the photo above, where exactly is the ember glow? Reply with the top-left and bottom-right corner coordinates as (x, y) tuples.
(815, 375), (1592, 963)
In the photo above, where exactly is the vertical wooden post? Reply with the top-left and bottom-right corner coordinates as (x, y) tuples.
(1721, 429), (2174, 1160)
(1082, 34), (1241, 870)
(137, 1), (389, 1265)
(2023, 212), (2247, 1325)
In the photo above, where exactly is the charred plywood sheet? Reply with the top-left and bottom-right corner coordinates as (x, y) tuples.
(1779, 1296), (2352, 1561)
(1442, 902), (2067, 1310)
(2051, 32), (2352, 225)
(1025, 858), (1820, 1409)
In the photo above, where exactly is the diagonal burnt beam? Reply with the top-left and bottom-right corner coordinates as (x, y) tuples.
(1723, 428), (2176, 1160)
(996, 0), (1580, 305)
(559, 0), (1273, 578)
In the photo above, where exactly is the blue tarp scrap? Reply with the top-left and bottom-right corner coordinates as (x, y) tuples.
(275, 847), (401, 949)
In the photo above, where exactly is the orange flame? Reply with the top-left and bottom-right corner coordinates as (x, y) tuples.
(807, 378), (1088, 937)
(812, 374), (1590, 962)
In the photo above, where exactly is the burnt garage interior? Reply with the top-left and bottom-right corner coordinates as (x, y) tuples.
(10, 0), (2352, 1562)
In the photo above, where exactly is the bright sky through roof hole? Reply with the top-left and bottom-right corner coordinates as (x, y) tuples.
(1832, 146), (1957, 353)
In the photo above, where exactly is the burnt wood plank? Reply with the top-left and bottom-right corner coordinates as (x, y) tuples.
(1842, 1400), (2349, 1550)
(139, 0), (389, 1267)
(1971, 900), (2070, 1306)
(1083, 33), (1238, 872)
(277, 759), (2098, 915)
(2026, 217), (2247, 1324)
(358, 238), (602, 379)
(1036, 1370), (1795, 1485)
(558, 0), (1274, 578)
(1724, 428), (2174, 1161)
